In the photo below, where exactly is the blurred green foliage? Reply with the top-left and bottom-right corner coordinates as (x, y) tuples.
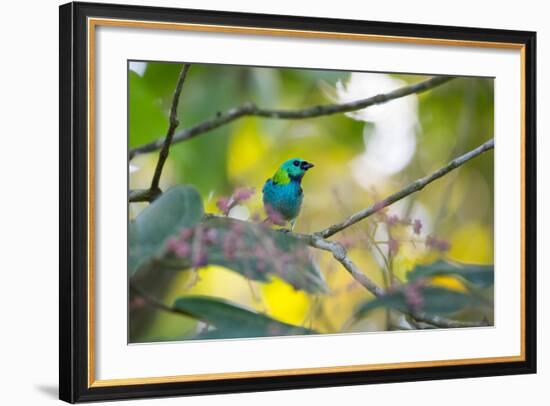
(128, 61), (494, 342)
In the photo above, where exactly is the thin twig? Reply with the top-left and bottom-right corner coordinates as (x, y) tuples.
(316, 138), (495, 239)
(129, 76), (454, 159)
(148, 64), (191, 199)
(129, 188), (158, 203)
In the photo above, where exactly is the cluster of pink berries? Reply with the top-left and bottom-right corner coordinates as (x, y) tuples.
(216, 187), (255, 216)
(403, 279), (427, 312)
(425, 235), (451, 252)
(165, 226), (218, 268)
(383, 212), (423, 235)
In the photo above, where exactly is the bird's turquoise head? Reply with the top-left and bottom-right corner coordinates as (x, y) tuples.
(272, 158), (314, 184)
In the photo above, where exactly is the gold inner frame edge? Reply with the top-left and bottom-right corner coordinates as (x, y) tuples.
(86, 17), (527, 388)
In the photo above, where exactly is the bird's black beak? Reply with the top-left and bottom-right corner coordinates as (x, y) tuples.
(300, 161), (314, 170)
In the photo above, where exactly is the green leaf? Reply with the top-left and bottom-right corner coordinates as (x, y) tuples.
(129, 185), (204, 276)
(202, 217), (328, 293)
(407, 260), (494, 288)
(354, 286), (475, 320)
(174, 295), (316, 339)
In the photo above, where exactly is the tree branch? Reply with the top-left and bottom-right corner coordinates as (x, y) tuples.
(129, 188), (159, 203)
(299, 233), (487, 328)
(129, 75), (454, 159)
(316, 138), (495, 239)
(142, 64), (191, 201)
(308, 236), (385, 296)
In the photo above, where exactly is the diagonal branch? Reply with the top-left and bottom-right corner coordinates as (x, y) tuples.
(309, 236), (385, 296)
(303, 234), (487, 328)
(129, 75), (454, 159)
(316, 138), (495, 239)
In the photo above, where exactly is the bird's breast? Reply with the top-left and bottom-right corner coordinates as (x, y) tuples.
(262, 180), (303, 220)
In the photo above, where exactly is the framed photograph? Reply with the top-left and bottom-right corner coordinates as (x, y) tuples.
(59, 1), (536, 403)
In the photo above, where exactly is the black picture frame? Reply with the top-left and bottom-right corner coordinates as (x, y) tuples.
(60, 1), (537, 403)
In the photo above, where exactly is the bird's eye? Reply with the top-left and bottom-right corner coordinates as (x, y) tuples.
(293, 160), (300, 167)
